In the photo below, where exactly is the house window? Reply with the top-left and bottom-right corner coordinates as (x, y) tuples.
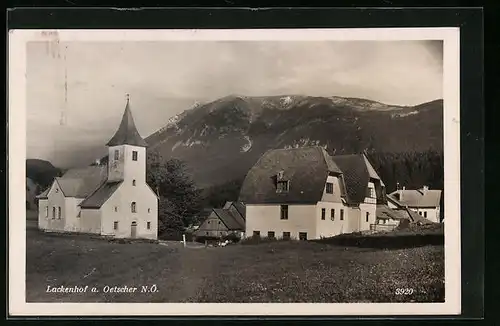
(147, 222), (151, 230)
(132, 180), (136, 186)
(113, 221), (119, 230)
(321, 208), (326, 220)
(280, 205), (289, 220)
(114, 150), (119, 160)
(208, 221), (211, 224)
(218, 221), (221, 225)
(58, 207), (61, 219)
(366, 212), (369, 222)
(114, 206), (118, 212)
(282, 232), (291, 240)
(206, 232), (209, 235)
(77, 211), (81, 218)
(331, 209), (335, 220)
(326, 182), (334, 194)
(366, 187), (375, 198)
(277, 180), (289, 193)
(45, 207), (48, 218)
(131, 202), (136, 213)
(424, 212), (427, 218)
(132, 151), (138, 161)
(340, 209), (344, 220)
(268, 231), (275, 238)
(299, 232), (308, 241)
(148, 208), (150, 213)
(253, 231), (260, 237)
(52, 207), (56, 219)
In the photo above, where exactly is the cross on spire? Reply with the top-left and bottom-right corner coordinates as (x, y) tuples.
(105, 94), (148, 147)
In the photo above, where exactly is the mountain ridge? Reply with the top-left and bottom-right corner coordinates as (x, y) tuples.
(143, 95), (443, 188)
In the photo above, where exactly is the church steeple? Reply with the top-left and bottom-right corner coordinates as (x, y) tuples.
(106, 95), (148, 147)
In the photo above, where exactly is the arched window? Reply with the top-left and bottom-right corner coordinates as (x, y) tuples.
(131, 202), (137, 213)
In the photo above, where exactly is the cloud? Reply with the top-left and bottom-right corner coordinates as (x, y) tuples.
(26, 40), (443, 167)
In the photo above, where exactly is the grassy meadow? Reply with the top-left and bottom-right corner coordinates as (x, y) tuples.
(26, 220), (444, 303)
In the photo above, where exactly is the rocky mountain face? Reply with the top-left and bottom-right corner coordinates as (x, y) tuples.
(144, 95), (443, 189)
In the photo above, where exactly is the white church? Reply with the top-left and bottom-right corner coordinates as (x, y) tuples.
(37, 97), (159, 240)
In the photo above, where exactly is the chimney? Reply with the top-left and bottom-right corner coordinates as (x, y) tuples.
(399, 186), (405, 201)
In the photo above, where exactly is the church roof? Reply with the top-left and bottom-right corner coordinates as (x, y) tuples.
(106, 97), (148, 147)
(79, 181), (123, 209)
(37, 166), (107, 199)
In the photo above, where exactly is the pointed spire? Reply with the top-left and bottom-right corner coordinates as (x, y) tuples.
(106, 95), (148, 147)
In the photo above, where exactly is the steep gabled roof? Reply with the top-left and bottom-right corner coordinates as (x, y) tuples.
(37, 166), (107, 199)
(232, 202), (246, 220)
(106, 98), (148, 147)
(238, 146), (342, 205)
(213, 208), (245, 230)
(79, 181), (122, 209)
(36, 187), (50, 199)
(331, 154), (382, 204)
(376, 204), (409, 220)
(387, 188), (442, 208)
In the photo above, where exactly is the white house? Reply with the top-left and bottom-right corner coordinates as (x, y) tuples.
(238, 146), (403, 240)
(386, 186), (442, 223)
(37, 97), (159, 239)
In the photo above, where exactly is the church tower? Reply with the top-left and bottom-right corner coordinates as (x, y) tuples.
(106, 95), (148, 185)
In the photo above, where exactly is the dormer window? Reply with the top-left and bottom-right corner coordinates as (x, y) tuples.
(326, 182), (334, 194)
(277, 180), (289, 193)
(366, 186), (375, 198)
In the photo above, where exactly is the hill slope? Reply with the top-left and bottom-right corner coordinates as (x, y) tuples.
(144, 95), (443, 188)
(26, 159), (62, 190)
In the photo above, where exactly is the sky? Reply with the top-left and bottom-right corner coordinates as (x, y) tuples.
(26, 40), (443, 168)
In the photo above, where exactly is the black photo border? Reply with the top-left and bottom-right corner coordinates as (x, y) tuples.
(6, 6), (484, 321)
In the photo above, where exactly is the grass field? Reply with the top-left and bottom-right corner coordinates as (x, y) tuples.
(26, 223), (444, 303)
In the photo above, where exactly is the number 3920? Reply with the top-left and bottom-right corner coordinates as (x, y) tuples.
(395, 288), (414, 295)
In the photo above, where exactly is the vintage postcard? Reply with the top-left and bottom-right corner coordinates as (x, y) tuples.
(9, 28), (460, 316)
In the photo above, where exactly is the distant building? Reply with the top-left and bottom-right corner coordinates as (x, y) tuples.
(386, 186), (442, 223)
(195, 202), (246, 239)
(238, 146), (403, 240)
(37, 97), (159, 239)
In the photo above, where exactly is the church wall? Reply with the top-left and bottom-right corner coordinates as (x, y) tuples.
(64, 197), (84, 232)
(101, 183), (158, 240)
(37, 199), (49, 230)
(40, 180), (66, 232)
(80, 208), (101, 234)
